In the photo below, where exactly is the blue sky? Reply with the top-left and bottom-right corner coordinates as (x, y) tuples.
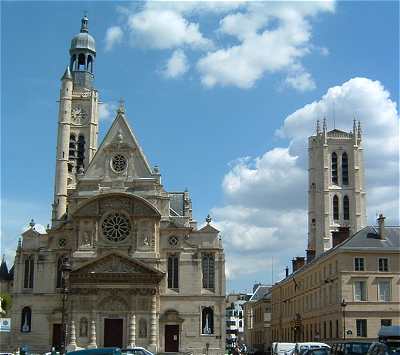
(1, 1), (399, 293)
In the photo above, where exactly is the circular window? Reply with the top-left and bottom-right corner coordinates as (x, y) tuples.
(102, 213), (131, 242)
(111, 154), (127, 173)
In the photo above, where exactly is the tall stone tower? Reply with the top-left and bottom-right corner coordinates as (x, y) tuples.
(52, 16), (99, 224)
(308, 119), (367, 255)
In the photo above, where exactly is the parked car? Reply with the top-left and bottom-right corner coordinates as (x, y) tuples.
(304, 349), (330, 355)
(330, 341), (373, 355)
(272, 343), (296, 355)
(67, 348), (121, 355)
(121, 348), (154, 355)
(292, 342), (330, 355)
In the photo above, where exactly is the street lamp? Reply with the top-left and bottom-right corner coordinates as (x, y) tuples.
(341, 299), (347, 340)
(60, 259), (72, 355)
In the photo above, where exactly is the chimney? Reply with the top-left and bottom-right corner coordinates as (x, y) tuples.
(285, 266), (289, 278)
(332, 227), (350, 247)
(292, 257), (305, 273)
(306, 249), (316, 264)
(377, 214), (386, 239)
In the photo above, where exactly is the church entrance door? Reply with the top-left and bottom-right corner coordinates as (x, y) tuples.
(104, 318), (123, 347)
(165, 325), (179, 352)
(52, 324), (62, 350)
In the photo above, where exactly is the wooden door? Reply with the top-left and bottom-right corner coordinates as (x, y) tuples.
(104, 318), (123, 347)
(165, 325), (179, 352)
(52, 324), (62, 350)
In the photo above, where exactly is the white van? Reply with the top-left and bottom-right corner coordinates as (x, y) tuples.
(292, 342), (331, 355)
(272, 343), (296, 355)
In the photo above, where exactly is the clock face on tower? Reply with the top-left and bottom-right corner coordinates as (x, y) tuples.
(71, 105), (88, 125)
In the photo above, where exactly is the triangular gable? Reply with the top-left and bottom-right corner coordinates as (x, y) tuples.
(71, 251), (163, 277)
(197, 223), (220, 234)
(83, 110), (153, 179)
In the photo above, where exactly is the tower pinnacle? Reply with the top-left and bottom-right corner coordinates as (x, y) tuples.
(80, 15), (89, 33)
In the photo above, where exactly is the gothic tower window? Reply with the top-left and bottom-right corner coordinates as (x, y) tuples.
(24, 255), (34, 289)
(202, 253), (215, 290)
(201, 307), (214, 335)
(21, 306), (32, 332)
(333, 195), (339, 221)
(77, 135), (85, 171)
(139, 318), (147, 338)
(343, 196), (350, 220)
(70, 54), (77, 71)
(167, 255), (179, 289)
(342, 152), (349, 185)
(87, 55), (94, 73)
(331, 152), (338, 184)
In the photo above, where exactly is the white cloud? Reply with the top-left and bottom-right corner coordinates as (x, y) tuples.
(99, 102), (117, 121)
(105, 26), (123, 51)
(213, 77), (399, 286)
(197, 1), (335, 89)
(107, 1), (335, 89)
(128, 9), (212, 50)
(162, 49), (189, 78)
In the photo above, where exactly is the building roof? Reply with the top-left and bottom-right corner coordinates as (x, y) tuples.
(170, 192), (184, 216)
(275, 225), (400, 286)
(249, 285), (271, 302)
(0, 258), (9, 281)
(341, 226), (400, 251)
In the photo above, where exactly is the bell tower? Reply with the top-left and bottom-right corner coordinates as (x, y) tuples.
(308, 119), (367, 256)
(52, 16), (99, 224)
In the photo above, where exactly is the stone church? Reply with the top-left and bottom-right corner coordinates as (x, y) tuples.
(1, 16), (226, 354)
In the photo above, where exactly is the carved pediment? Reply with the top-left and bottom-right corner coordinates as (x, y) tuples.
(70, 252), (164, 284)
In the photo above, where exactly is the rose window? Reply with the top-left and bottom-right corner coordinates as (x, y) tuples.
(111, 154), (127, 173)
(102, 213), (131, 242)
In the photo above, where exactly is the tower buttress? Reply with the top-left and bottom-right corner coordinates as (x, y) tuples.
(52, 16), (99, 225)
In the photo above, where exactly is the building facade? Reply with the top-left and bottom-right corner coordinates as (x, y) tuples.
(271, 219), (400, 343)
(244, 285), (272, 354)
(308, 121), (367, 255)
(225, 298), (246, 350)
(0, 17), (226, 354)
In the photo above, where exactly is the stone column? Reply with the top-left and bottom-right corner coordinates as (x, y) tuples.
(127, 313), (136, 348)
(149, 293), (157, 352)
(88, 319), (98, 349)
(66, 320), (77, 351)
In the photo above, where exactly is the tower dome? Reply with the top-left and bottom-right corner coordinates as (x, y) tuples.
(70, 15), (96, 54)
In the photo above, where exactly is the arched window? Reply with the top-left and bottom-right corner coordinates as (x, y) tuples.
(343, 196), (350, 220)
(87, 55), (94, 73)
(70, 54), (76, 71)
(342, 152), (349, 185)
(333, 195), (339, 220)
(138, 318), (147, 338)
(78, 53), (86, 71)
(21, 306), (32, 332)
(167, 255), (179, 289)
(79, 317), (88, 337)
(331, 152), (338, 184)
(201, 307), (214, 335)
(24, 255), (34, 289)
(202, 253), (215, 289)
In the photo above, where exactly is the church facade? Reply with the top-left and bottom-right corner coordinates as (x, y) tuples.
(2, 16), (226, 354)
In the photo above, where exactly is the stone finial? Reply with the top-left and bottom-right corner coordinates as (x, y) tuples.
(357, 120), (362, 140)
(353, 117), (357, 135)
(80, 14), (89, 33)
(117, 98), (125, 114)
(153, 165), (159, 174)
(206, 214), (212, 224)
(322, 117), (327, 132)
(29, 219), (35, 228)
(316, 120), (321, 135)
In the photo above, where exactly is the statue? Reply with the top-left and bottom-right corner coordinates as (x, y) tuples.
(203, 312), (211, 334)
